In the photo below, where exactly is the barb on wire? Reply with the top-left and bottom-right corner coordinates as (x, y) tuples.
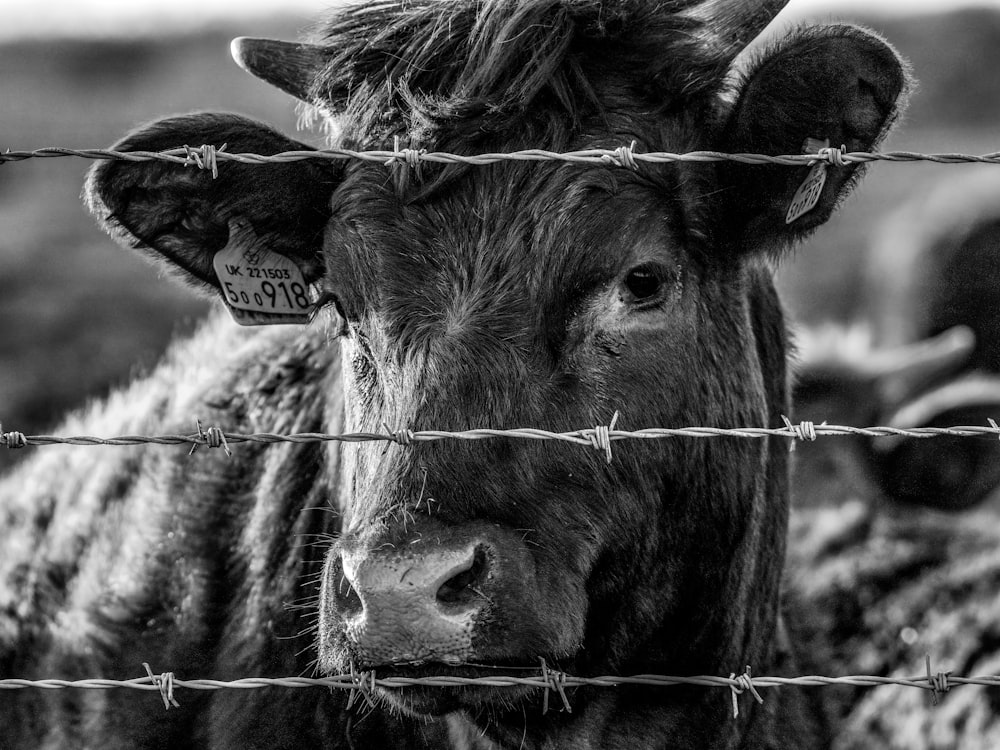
(586, 411), (620, 464)
(183, 143), (228, 178)
(781, 415), (820, 452)
(815, 145), (849, 168)
(600, 140), (640, 170)
(188, 420), (231, 457)
(926, 655), (952, 706)
(539, 658), (573, 714)
(0, 422), (27, 450)
(382, 422), (415, 446)
(728, 665), (764, 719)
(6, 145), (1000, 169)
(346, 664), (378, 711)
(5, 420), (1000, 451)
(142, 663), (180, 710)
(385, 135), (426, 171)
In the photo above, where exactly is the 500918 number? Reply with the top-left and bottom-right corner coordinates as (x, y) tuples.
(223, 280), (311, 311)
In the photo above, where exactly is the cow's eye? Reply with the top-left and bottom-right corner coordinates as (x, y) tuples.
(623, 264), (662, 302)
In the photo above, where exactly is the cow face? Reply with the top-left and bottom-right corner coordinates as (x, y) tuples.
(86, 1), (907, 720)
(316, 165), (775, 716)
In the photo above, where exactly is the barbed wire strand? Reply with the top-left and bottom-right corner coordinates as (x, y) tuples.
(4, 420), (1000, 452)
(5, 145), (1000, 171)
(2, 668), (995, 697)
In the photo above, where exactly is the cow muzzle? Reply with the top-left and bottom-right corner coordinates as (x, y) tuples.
(317, 519), (591, 715)
(327, 538), (488, 665)
(319, 521), (537, 669)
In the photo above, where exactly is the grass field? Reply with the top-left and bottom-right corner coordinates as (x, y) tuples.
(2, 8), (999, 446)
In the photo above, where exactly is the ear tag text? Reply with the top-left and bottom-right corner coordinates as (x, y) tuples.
(213, 219), (316, 326)
(785, 137), (831, 225)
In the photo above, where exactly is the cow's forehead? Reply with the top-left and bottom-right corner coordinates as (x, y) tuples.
(324, 150), (699, 360)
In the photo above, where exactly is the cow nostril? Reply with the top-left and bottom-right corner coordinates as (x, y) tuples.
(333, 569), (363, 618)
(436, 546), (488, 608)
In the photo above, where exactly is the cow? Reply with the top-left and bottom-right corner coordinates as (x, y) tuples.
(0, 1), (909, 748)
(792, 168), (1000, 512)
(786, 171), (1000, 748)
(790, 324), (986, 509)
(864, 167), (1000, 509)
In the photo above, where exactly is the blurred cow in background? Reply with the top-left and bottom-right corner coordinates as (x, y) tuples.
(791, 323), (976, 508)
(792, 168), (1000, 511)
(787, 169), (1000, 748)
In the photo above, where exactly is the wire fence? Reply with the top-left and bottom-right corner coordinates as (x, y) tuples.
(4, 142), (1000, 722)
(4, 418), (1000, 463)
(0, 658), (983, 717)
(5, 143), (1000, 177)
(1, 421), (995, 713)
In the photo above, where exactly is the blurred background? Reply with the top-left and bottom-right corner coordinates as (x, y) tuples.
(2, 0), (1000, 442)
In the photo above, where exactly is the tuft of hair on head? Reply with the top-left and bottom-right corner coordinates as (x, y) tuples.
(300, 0), (730, 146)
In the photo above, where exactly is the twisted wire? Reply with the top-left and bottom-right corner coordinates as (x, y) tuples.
(3, 422), (1000, 451)
(5, 146), (1000, 170)
(2, 671), (998, 693)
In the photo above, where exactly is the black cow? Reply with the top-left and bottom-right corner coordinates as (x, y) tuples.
(0, 1), (908, 748)
(786, 171), (1000, 749)
(791, 324), (978, 508)
(793, 168), (1000, 512)
(865, 168), (1000, 509)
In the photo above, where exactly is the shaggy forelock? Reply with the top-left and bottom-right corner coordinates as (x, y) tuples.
(303, 0), (728, 146)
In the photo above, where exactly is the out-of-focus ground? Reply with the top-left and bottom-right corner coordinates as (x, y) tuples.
(1, 8), (999, 442)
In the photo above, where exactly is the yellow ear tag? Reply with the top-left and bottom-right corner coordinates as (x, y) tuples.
(212, 219), (317, 326)
(785, 137), (830, 225)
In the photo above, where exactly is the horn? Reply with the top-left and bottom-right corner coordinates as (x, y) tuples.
(685, 0), (791, 63)
(867, 326), (976, 406)
(230, 37), (329, 103)
(885, 374), (1000, 431)
(865, 325), (975, 376)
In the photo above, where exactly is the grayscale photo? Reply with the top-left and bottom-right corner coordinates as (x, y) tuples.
(2, 1), (1000, 747)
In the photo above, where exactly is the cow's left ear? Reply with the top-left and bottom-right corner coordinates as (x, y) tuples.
(717, 25), (910, 256)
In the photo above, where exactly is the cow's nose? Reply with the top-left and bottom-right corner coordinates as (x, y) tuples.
(330, 540), (491, 665)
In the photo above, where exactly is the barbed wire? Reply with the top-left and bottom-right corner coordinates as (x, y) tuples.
(0, 659), (983, 717)
(4, 144), (1000, 173)
(3, 419), (1000, 458)
(5, 671), (980, 693)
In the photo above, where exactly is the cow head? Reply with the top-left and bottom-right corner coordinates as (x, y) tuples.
(85, 0), (908, 732)
(792, 324), (1000, 511)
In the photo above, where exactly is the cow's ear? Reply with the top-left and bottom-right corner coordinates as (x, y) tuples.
(85, 112), (340, 294)
(717, 25), (910, 256)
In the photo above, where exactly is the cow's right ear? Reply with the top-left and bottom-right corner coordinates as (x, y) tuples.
(85, 112), (340, 294)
